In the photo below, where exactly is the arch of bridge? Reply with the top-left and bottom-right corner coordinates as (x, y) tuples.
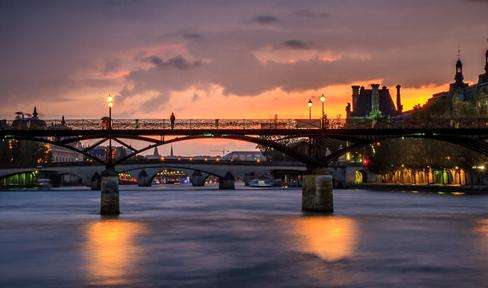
(4, 131), (488, 169)
(323, 134), (488, 164)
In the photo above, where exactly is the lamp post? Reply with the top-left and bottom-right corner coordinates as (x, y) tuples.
(320, 93), (326, 128)
(107, 95), (114, 166)
(308, 99), (312, 120)
(108, 95), (113, 127)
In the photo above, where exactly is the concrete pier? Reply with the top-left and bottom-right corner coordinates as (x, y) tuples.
(90, 173), (101, 191)
(219, 172), (235, 190)
(190, 171), (207, 187)
(137, 170), (152, 187)
(302, 175), (333, 213)
(100, 168), (120, 215)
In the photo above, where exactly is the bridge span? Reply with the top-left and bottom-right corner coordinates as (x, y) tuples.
(0, 159), (307, 189)
(3, 116), (488, 215)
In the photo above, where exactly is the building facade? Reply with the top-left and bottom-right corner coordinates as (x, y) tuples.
(422, 48), (488, 117)
(49, 116), (84, 163)
(346, 84), (402, 119)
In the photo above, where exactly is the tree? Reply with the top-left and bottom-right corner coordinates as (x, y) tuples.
(0, 139), (51, 168)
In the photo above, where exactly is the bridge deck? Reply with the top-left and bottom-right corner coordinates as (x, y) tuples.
(3, 118), (488, 131)
(2, 127), (488, 137)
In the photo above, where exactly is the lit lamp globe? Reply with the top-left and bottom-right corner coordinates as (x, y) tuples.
(108, 96), (113, 108)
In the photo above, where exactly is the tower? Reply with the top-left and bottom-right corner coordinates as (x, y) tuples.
(32, 107), (38, 119)
(369, 84), (382, 118)
(485, 47), (488, 73)
(396, 85), (403, 113)
(454, 50), (465, 86)
(351, 85), (360, 112)
(153, 147), (159, 156)
(170, 145), (174, 157)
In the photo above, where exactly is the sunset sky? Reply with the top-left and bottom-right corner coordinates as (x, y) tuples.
(1, 0), (488, 155)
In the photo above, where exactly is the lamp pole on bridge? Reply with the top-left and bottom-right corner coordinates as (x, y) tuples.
(107, 95), (113, 166)
(308, 99), (312, 120)
(320, 93), (326, 128)
(100, 94), (119, 216)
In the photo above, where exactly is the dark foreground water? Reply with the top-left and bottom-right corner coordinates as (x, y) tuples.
(1, 185), (488, 288)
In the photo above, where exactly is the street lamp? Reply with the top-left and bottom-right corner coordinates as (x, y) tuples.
(107, 95), (113, 121)
(308, 99), (312, 120)
(107, 95), (114, 166)
(320, 93), (326, 127)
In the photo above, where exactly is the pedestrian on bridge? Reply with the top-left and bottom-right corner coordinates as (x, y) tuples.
(170, 113), (176, 129)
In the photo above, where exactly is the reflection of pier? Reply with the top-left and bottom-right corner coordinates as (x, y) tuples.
(293, 216), (358, 261)
(85, 220), (146, 286)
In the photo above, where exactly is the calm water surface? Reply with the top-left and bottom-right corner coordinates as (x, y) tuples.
(1, 185), (488, 287)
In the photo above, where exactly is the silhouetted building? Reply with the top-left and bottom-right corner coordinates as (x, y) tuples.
(423, 47), (488, 117)
(346, 84), (402, 119)
(145, 147), (161, 160)
(49, 115), (83, 163)
(11, 107), (47, 129)
(222, 151), (267, 161)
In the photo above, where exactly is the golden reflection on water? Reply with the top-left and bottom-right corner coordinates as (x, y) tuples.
(476, 219), (488, 253)
(84, 220), (146, 286)
(293, 216), (358, 261)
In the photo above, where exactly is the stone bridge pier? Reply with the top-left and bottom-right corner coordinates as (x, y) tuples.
(100, 167), (120, 215)
(219, 172), (235, 190)
(136, 169), (153, 187)
(301, 173), (334, 213)
(190, 170), (208, 187)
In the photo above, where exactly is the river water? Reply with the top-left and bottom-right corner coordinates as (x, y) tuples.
(1, 185), (488, 287)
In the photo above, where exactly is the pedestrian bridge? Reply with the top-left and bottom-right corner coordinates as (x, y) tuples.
(3, 116), (488, 215)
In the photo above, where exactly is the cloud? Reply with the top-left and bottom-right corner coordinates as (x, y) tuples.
(292, 9), (331, 19)
(2, 0), (488, 117)
(192, 92), (200, 102)
(181, 32), (204, 41)
(250, 15), (280, 25)
(102, 58), (122, 75)
(282, 40), (311, 50)
(140, 92), (170, 112)
(144, 55), (203, 70)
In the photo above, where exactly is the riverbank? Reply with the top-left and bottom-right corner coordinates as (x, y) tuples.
(347, 183), (488, 195)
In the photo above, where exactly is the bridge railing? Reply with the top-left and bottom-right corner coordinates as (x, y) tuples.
(3, 117), (488, 130)
(3, 119), (335, 130)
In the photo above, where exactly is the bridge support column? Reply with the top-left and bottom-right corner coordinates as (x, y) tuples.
(219, 172), (235, 190)
(137, 169), (152, 187)
(100, 167), (120, 216)
(190, 171), (207, 187)
(302, 175), (333, 213)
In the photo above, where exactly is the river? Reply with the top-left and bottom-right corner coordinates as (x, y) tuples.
(1, 185), (488, 287)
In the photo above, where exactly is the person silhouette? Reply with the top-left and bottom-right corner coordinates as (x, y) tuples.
(170, 113), (176, 129)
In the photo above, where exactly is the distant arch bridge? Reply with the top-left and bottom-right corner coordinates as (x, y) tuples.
(0, 159), (307, 189)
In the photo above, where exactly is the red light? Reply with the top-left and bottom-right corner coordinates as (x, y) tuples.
(362, 158), (369, 166)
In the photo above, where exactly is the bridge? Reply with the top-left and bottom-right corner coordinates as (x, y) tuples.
(3, 116), (488, 215)
(0, 159), (306, 189)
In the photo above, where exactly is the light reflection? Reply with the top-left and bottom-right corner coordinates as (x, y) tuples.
(84, 220), (146, 286)
(475, 219), (488, 255)
(293, 216), (358, 261)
